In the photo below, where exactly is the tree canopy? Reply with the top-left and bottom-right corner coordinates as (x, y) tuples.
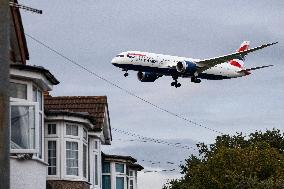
(163, 129), (284, 189)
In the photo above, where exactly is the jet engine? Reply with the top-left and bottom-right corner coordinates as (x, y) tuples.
(176, 61), (197, 75)
(137, 71), (159, 82)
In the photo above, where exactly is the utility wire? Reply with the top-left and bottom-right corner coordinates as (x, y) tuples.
(112, 128), (197, 151)
(25, 33), (224, 135)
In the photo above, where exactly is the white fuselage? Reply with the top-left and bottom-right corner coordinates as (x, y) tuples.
(112, 51), (247, 80)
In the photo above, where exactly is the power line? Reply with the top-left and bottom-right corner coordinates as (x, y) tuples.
(112, 129), (197, 151)
(114, 138), (192, 150)
(25, 33), (224, 135)
(142, 168), (178, 173)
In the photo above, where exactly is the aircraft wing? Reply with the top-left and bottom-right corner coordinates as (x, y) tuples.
(195, 42), (278, 73)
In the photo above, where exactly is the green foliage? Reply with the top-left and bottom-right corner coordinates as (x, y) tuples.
(163, 129), (284, 189)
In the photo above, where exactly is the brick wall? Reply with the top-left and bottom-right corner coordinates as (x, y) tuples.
(47, 180), (90, 189)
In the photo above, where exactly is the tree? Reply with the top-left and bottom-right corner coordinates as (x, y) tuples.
(163, 129), (284, 189)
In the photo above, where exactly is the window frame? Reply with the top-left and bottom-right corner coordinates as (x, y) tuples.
(65, 124), (79, 137)
(116, 176), (125, 189)
(83, 144), (87, 178)
(47, 123), (57, 135)
(47, 140), (57, 176)
(10, 101), (39, 154)
(65, 140), (79, 176)
(115, 163), (125, 174)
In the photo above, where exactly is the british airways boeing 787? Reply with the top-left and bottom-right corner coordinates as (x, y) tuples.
(111, 41), (277, 88)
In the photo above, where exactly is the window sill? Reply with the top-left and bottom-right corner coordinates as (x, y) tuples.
(10, 155), (48, 166)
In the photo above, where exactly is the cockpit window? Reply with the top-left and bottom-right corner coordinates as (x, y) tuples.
(116, 55), (124, 57)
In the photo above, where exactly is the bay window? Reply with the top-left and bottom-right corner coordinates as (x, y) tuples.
(10, 102), (38, 153)
(10, 80), (44, 158)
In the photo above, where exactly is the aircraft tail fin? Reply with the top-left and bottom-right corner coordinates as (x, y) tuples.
(235, 41), (250, 61)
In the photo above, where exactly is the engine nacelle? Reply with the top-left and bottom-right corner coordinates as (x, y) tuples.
(176, 61), (197, 75)
(137, 71), (158, 82)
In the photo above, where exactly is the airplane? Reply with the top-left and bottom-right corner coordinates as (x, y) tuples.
(111, 41), (278, 88)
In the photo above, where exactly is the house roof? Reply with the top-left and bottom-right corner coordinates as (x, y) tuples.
(102, 153), (144, 171)
(102, 153), (137, 162)
(45, 110), (96, 126)
(44, 96), (111, 132)
(10, 64), (60, 85)
(10, 0), (29, 64)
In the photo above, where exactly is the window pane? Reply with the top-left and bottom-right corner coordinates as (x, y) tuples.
(95, 155), (98, 185)
(94, 141), (98, 150)
(83, 129), (87, 140)
(48, 141), (56, 175)
(33, 87), (37, 102)
(66, 124), (78, 136)
(39, 113), (42, 158)
(116, 177), (124, 189)
(10, 82), (27, 99)
(102, 162), (110, 173)
(102, 175), (111, 189)
(11, 105), (35, 149)
(83, 145), (87, 178)
(66, 141), (78, 176)
(130, 180), (134, 189)
(38, 90), (42, 110)
(116, 163), (124, 173)
(48, 124), (56, 135)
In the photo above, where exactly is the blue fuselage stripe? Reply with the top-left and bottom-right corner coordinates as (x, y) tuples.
(112, 63), (230, 80)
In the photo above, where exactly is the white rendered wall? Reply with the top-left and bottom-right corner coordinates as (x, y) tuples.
(10, 158), (47, 189)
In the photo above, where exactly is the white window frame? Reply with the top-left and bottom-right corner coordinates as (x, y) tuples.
(47, 140), (57, 176)
(10, 79), (31, 102)
(64, 138), (81, 179)
(115, 163), (125, 174)
(83, 143), (88, 178)
(65, 140), (79, 177)
(47, 123), (57, 136)
(10, 101), (39, 154)
(115, 176), (126, 189)
(45, 138), (60, 177)
(83, 128), (88, 142)
(65, 124), (79, 138)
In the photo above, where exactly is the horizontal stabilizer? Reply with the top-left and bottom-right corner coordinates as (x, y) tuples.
(238, 65), (273, 73)
(196, 42), (278, 72)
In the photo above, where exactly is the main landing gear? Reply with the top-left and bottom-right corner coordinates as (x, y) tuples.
(171, 75), (181, 88)
(191, 77), (201, 83)
(124, 72), (129, 77)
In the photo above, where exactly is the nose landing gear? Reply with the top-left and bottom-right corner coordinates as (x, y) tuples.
(171, 75), (181, 88)
(122, 69), (129, 77)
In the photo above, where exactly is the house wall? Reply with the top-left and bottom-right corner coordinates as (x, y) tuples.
(10, 158), (47, 189)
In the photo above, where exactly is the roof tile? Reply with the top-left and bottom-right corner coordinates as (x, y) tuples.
(44, 96), (109, 130)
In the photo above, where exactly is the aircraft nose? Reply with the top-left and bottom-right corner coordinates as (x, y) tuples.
(111, 57), (116, 64)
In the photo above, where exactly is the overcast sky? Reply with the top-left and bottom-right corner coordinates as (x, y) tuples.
(20, 0), (284, 188)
